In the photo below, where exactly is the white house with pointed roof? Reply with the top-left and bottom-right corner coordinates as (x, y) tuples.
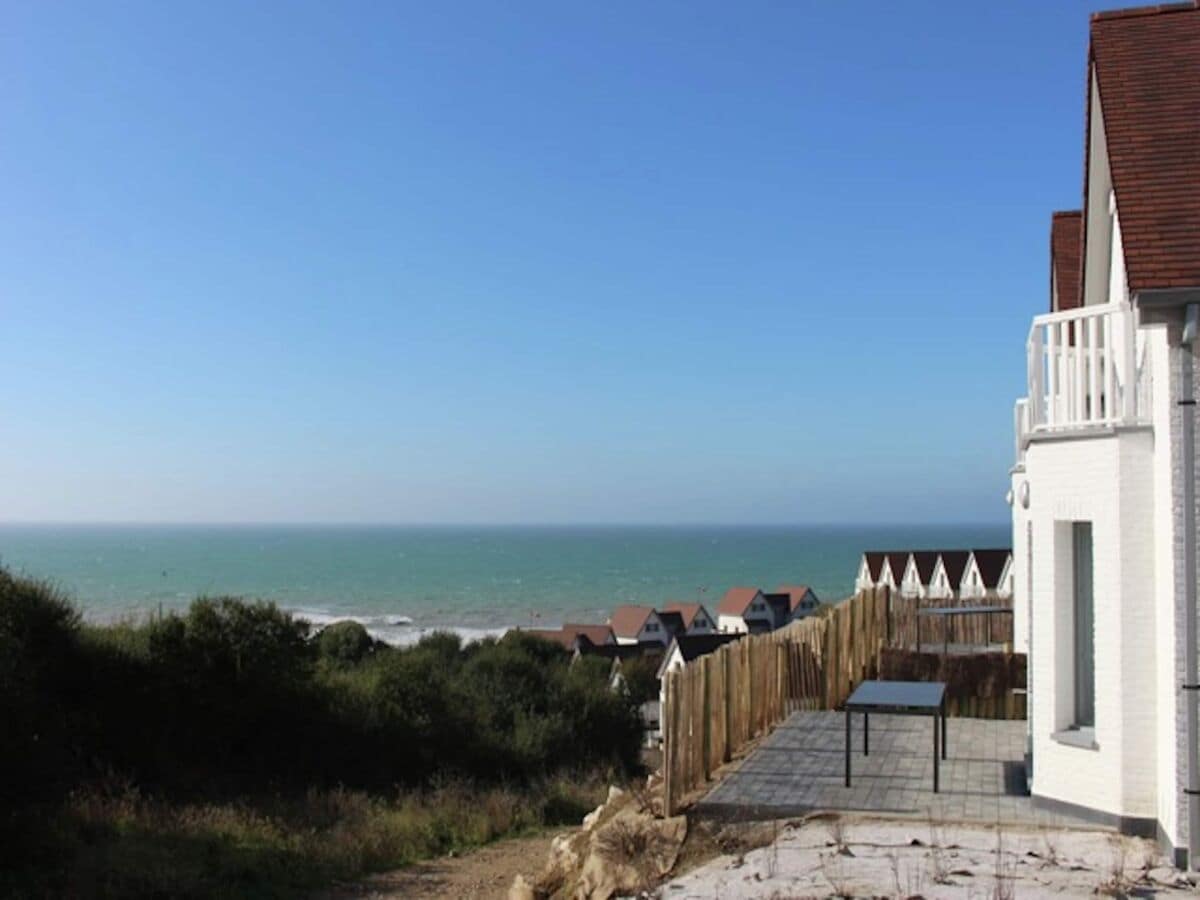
(959, 550), (1013, 601)
(878, 552), (909, 594)
(900, 552), (939, 600)
(930, 550), (971, 600)
(660, 602), (716, 636)
(608, 605), (670, 646)
(774, 584), (820, 622)
(855, 552), (886, 593)
(716, 587), (782, 633)
(1009, 3), (1200, 869)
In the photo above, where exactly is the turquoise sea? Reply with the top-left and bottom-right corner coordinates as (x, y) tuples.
(0, 524), (1008, 644)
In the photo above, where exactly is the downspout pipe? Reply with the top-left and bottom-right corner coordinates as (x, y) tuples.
(1182, 302), (1199, 870)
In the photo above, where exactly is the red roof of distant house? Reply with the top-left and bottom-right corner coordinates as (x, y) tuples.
(1087, 3), (1200, 293)
(1051, 210), (1083, 311)
(717, 586), (762, 616)
(774, 585), (816, 613)
(609, 605), (655, 639)
(661, 602), (708, 628)
(562, 623), (614, 646)
(971, 549), (1012, 589)
(524, 629), (587, 651)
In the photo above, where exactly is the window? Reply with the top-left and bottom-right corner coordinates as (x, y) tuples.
(1072, 523), (1095, 728)
(646, 622), (659, 633)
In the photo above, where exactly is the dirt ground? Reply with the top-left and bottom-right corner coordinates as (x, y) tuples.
(323, 831), (564, 900)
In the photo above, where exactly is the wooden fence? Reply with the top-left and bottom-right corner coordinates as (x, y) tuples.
(886, 592), (1014, 651)
(661, 586), (1024, 815)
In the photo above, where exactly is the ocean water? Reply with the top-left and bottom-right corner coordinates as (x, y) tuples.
(0, 524), (1009, 644)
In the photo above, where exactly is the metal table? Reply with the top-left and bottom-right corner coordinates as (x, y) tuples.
(844, 680), (947, 792)
(916, 605), (1013, 654)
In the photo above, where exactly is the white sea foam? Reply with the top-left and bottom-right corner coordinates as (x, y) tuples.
(291, 608), (509, 647)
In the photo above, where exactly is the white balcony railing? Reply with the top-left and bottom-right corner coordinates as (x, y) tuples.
(1017, 302), (1152, 454)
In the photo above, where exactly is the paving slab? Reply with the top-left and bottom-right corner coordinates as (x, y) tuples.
(698, 710), (1096, 829)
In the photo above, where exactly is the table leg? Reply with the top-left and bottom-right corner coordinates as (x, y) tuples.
(844, 707), (851, 787)
(864, 712), (869, 756)
(941, 702), (947, 760)
(933, 713), (940, 793)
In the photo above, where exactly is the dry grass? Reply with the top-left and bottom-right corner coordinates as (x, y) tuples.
(991, 829), (1016, 900)
(3, 776), (607, 900)
(1096, 834), (1133, 897)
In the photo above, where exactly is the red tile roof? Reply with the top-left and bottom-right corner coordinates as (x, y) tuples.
(609, 605), (654, 639)
(773, 585), (816, 613)
(1088, 3), (1200, 293)
(717, 586), (762, 616)
(523, 629), (584, 651)
(562, 623), (614, 646)
(1051, 210), (1083, 311)
(661, 602), (709, 628)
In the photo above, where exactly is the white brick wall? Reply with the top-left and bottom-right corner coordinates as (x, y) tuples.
(1019, 316), (1199, 855)
(1023, 428), (1157, 819)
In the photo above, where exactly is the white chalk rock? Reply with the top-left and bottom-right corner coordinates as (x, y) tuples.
(507, 873), (535, 900)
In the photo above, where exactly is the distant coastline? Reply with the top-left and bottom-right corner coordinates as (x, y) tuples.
(0, 522), (1009, 644)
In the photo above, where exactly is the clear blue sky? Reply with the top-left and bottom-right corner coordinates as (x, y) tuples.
(1, 1), (1100, 525)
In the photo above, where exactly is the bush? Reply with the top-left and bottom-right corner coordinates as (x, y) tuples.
(0, 564), (644, 801)
(617, 655), (661, 705)
(316, 620), (378, 666)
(0, 570), (83, 803)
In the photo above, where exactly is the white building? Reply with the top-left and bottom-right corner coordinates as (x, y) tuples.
(960, 550), (1014, 601)
(855, 552), (887, 593)
(608, 605), (670, 646)
(1009, 2), (1200, 869)
(716, 587), (784, 633)
(900, 552), (939, 600)
(879, 552), (910, 594)
(660, 602), (717, 636)
(929, 551), (971, 600)
(774, 584), (820, 621)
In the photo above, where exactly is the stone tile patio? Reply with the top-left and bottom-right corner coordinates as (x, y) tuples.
(698, 710), (1098, 829)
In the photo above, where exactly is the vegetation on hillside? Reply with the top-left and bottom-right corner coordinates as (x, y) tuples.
(0, 567), (642, 898)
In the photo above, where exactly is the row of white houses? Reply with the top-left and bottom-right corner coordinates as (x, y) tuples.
(854, 549), (1014, 601)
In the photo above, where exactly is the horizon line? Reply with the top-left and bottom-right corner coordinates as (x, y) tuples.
(0, 519), (1010, 529)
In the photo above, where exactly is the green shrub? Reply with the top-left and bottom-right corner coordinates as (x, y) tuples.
(0, 570), (83, 803)
(0, 563), (643, 801)
(0, 562), (645, 897)
(617, 655), (661, 705)
(316, 620), (377, 666)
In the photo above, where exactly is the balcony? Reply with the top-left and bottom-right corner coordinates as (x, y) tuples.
(1015, 302), (1152, 459)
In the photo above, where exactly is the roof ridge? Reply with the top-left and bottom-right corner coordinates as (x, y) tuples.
(1092, 2), (1199, 23)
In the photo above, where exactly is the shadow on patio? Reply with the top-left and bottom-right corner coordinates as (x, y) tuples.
(696, 710), (1095, 829)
